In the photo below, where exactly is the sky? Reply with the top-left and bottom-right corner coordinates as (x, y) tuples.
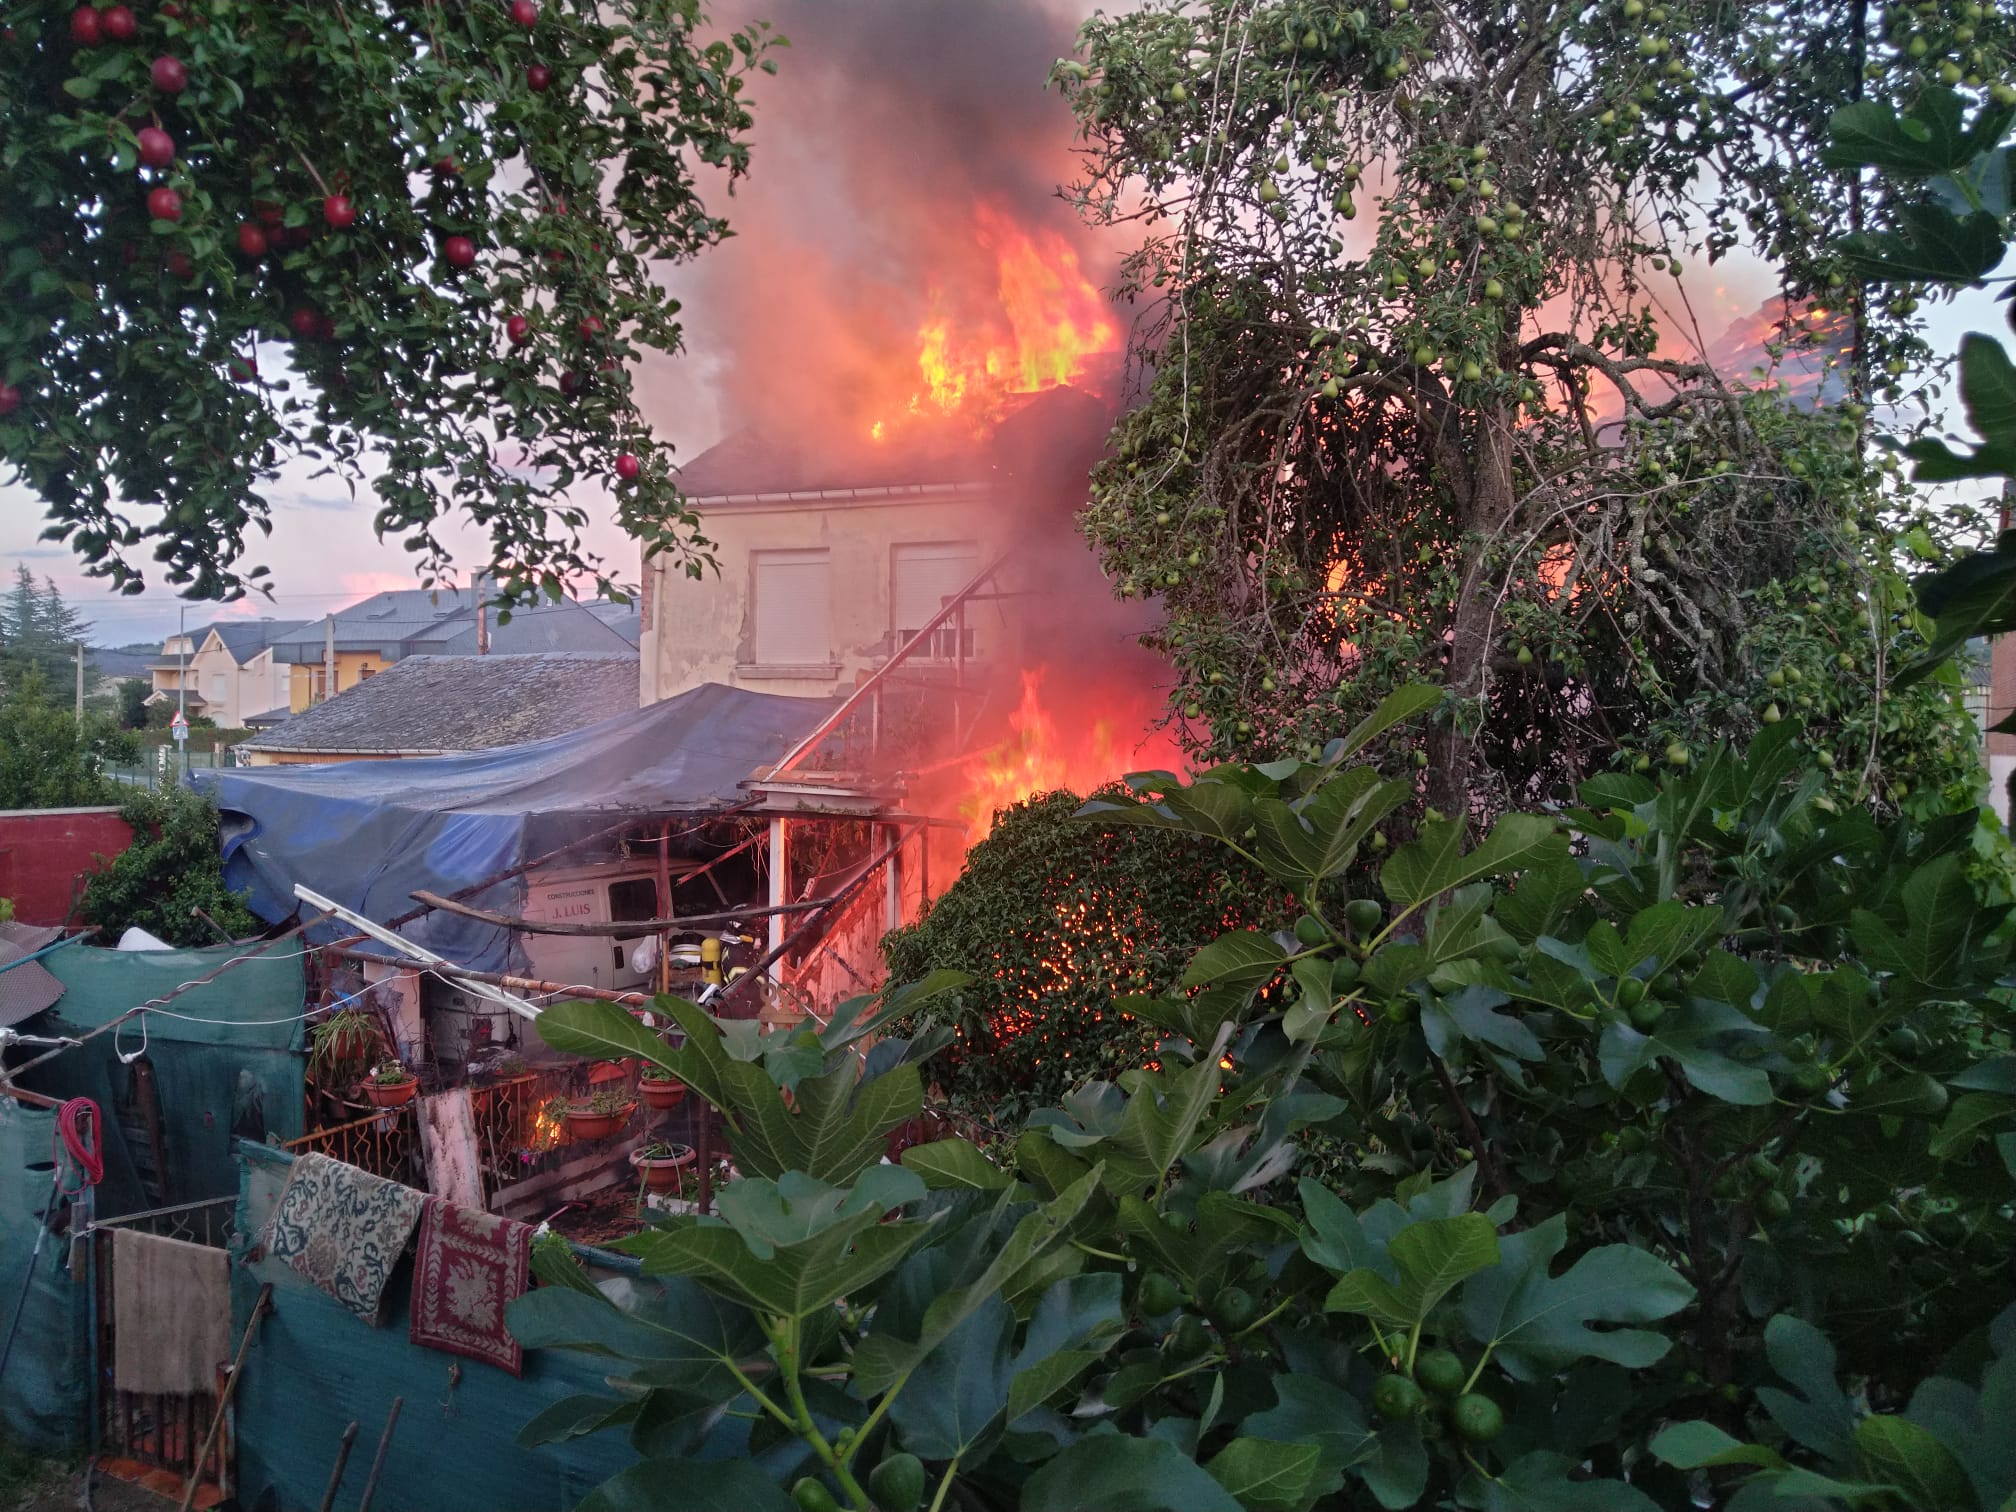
(1, 1), (2005, 649)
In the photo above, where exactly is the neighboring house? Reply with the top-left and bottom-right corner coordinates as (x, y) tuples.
(239, 653), (638, 765)
(146, 619), (305, 727)
(270, 588), (637, 712)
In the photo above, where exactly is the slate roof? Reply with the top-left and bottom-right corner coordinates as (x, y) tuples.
(403, 600), (636, 657)
(240, 653), (639, 756)
(86, 646), (156, 680)
(211, 619), (308, 662)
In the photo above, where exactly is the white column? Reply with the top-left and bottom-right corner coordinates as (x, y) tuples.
(767, 816), (788, 986)
(885, 824), (904, 932)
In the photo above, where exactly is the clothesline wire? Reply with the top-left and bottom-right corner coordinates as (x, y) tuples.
(1, 914), (332, 1085)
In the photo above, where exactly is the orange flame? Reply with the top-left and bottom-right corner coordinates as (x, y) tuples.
(961, 666), (1186, 839)
(873, 204), (1119, 441)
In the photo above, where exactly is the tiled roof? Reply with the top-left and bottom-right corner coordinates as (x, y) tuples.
(240, 653), (638, 756)
(404, 600), (636, 657)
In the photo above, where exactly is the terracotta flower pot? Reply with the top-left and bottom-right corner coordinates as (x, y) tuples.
(630, 1144), (696, 1193)
(565, 1104), (635, 1141)
(638, 1077), (686, 1110)
(364, 1078), (418, 1109)
(585, 1061), (629, 1085)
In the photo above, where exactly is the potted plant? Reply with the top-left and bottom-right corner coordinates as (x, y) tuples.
(637, 1063), (687, 1110)
(565, 1087), (636, 1141)
(363, 1062), (418, 1109)
(628, 1140), (696, 1194)
(309, 1006), (382, 1090)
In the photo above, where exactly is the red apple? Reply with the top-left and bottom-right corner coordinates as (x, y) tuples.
(146, 185), (182, 221)
(442, 234), (476, 268)
(559, 368), (584, 396)
(149, 53), (186, 91)
(614, 452), (640, 481)
(100, 4), (135, 40)
(229, 355), (257, 383)
(505, 314), (531, 345)
(431, 156), (458, 177)
(577, 315), (604, 340)
(137, 126), (175, 168)
(509, 0), (538, 25)
(160, 1), (181, 16)
(281, 224), (312, 249)
(0, 384), (21, 417)
(236, 222), (268, 257)
(525, 62), (552, 92)
(315, 313), (337, 341)
(165, 248), (195, 279)
(70, 7), (102, 46)
(323, 195), (355, 229)
(289, 306), (320, 339)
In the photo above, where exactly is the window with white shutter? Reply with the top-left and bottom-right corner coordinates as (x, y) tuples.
(891, 541), (980, 660)
(752, 549), (832, 666)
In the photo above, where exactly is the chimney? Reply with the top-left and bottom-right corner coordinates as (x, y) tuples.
(323, 615), (336, 701)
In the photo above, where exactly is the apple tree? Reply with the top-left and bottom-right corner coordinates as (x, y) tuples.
(1057, 0), (2006, 822)
(0, 0), (777, 604)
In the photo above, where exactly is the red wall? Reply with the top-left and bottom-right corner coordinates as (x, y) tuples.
(0, 808), (134, 925)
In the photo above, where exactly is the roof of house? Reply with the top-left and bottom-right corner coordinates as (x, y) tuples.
(402, 600), (637, 657)
(672, 384), (1120, 502)
(0, 922), (68, 1027)
(240, 653), (639, 756)
(86, 646), (155, 680)
(210, 619), (309, 662)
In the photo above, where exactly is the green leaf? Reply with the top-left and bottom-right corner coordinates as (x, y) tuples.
(1460, 1215), (1692, 1379)
(1020, 1435), (1245, 1512)
(1242, 1374), (1367, 1495)
(1927, 1096), (2007, 1169)
(1328, 683), (1442, 762)
(537, 996), (675, 1068)
(504, 1279), (761, 1399)
(730, 1056), (925, 1183)
(889, 1295), (1016, 1461)
(1253, 770), (1412, 887)
(1649, 1421), (1788, 1472)
(1855, 1415), (1973, 1509)
(1183, 930), (1288, 990)
(514, 1393), (640, 1448)
(1204, 1438), (1325, 1512)
(1824, 89), (2007, 174)
(1840, 204), (2005, 284)
(1008, 1348), (1104, 1422)
(619, 1201), (933, 1321)
(1757, 1315), (1856, 1462)
(578, 1458), (797, 1512)
(902, 1137), (1016, 1189)
(1326, 1213), (1501, 1327)
(1383, 814), (1567, 913)
(1482, 1452), (1662, 1511)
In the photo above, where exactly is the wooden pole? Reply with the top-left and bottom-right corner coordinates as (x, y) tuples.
(177, 1282), (273, 1512)
(353, 1395), (404, 1512)
(315, 1422), (359, 1512)
(403, 889), (842, 939)
(74, 641), (83, 719)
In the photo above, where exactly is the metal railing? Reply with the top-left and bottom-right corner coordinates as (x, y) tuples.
(282, 1105), (422, 1186)
(93, 1197), (238, 1496)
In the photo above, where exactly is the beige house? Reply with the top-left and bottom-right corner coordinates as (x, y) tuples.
(147, 619), (303, 727)
(635, 394), (1120, 706)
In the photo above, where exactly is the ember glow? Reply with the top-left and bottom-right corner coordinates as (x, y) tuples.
(960, 665), (1186, 840)
(870, 205), (1121, 443)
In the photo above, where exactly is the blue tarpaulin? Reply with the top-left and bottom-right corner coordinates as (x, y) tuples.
(192, 682), (834, 972)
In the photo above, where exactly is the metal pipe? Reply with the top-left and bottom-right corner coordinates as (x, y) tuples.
(0, 931), (94, 976)
(768, 551), (1011, 777)
(716, 828), (913, 1011)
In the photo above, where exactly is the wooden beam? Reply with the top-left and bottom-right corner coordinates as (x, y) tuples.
(403, 889), (843, 938)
